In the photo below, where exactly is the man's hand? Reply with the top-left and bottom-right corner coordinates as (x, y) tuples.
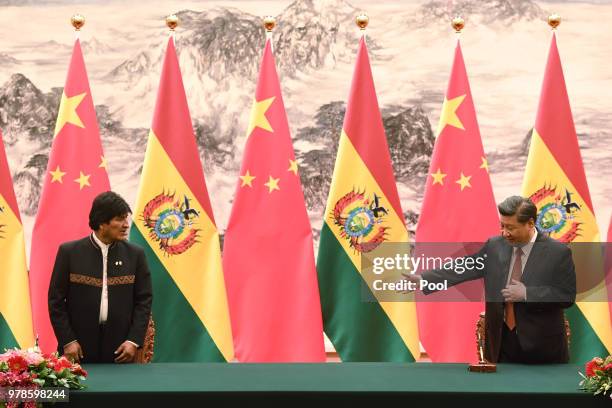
(114, 341), (137, 364)
(400, 273), (422, 293)
(63, 341), (83, 363)
(501, 279), (526, 302)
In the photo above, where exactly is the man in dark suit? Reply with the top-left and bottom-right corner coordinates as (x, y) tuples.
(48, 191), (152, 364)
(406, 196), (576, 363)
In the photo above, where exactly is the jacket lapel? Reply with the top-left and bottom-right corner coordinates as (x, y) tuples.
(498, 241), (513, 288)
(521, 233), (548, 283)
(88, 233), (104, 279)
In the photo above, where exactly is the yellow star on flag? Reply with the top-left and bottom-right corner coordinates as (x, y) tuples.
(431, 168), (447, 186)
(436, 94), (466, 136)
(54, 91), (87, 137)
(74, 171), (91, 190)
(247, 97), (275, 137)
(288, 159), (298, 175)
(99, 156), (107, 169)
(264, 175), (280, 193)
(50, 165), (66, 183)
(456, 172), (472, 191)
(240, 170), (256, 187)
(479, 156), (489, 173)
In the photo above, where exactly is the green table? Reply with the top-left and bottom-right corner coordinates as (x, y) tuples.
(67, 363), (608, 406)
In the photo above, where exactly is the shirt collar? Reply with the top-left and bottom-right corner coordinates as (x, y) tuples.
(91, 232), (111, 251)
(518, 229), (538, 258)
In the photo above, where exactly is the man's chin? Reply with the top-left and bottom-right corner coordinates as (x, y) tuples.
(505, 239), (520, 247)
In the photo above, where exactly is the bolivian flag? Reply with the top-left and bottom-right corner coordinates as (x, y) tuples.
(316, 37), (420, 361)
(129, 37), (234, 362)
(522, 32), (612, 361)
(0, 129), (35, 350)
(607, 217), (612, 325)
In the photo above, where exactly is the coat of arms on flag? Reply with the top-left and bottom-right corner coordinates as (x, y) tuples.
(141, 191), (201, 256)
(0, 206), (5, 239)
(331, 189), (389, 253)
(530, 185), (582, 242)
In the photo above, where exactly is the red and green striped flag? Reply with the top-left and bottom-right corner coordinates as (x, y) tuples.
(0, 129), (35, 350)
(522, 32), (612, 361)
(316, 36), (420, 361)
(129, 37), (234, 362)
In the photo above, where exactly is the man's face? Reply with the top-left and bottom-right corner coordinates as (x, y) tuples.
(100, 214), (130, 242)
(500, 213), (534, 246)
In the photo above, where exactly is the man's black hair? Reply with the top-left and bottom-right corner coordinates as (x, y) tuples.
(497, 196), (537, 224)
(89, 191), (132, 230)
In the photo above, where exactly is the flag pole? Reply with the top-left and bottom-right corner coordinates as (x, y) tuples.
(356, 12), (369, 43)
(166, 14), (179, 43)
(263, 16), (276, 52)
(71, 13), (85, 41)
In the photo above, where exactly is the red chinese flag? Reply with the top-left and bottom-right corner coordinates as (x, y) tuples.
(29, 40), (111, 353)
(415, 40), (499, 362)
(223, 40), (325, 362)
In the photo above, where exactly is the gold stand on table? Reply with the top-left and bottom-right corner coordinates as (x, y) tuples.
(468, 326), (496, 373)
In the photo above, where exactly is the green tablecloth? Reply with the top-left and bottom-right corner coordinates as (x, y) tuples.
(67, 363), (608, 406)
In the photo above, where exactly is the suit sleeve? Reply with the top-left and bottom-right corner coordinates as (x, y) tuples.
(48, 244), (77, 348)
(127, 247), (153, 346)
(420, 240), (489, 295)
(525, 246), (576, 308)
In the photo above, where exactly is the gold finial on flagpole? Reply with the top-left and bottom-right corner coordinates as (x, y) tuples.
(263, 16), (276, 50)
(166, 14), (179, 31)
(548, 14), (561, 30)
(356, 13), (369, 30)
(451, 16), (465, 34)
(71, 14), (85, 31)
(263, 16), (276, 32)
(356, 12), (368, 42)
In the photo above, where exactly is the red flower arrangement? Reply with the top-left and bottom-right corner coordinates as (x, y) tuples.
(5, 356), (28, 374)
(0, 347), (87, 408)
(579, 356), (612, 398)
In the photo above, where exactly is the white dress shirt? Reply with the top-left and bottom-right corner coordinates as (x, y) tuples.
(92, 232), (109, 324)
(506, 229), (538, 285)
(505, 229), (538, 303)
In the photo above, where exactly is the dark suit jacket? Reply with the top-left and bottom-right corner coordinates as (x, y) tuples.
(422, 233), (576, 363)
(48, 234), (153, 362)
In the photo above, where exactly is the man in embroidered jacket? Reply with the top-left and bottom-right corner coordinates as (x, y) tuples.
(48, 191), (153, 363)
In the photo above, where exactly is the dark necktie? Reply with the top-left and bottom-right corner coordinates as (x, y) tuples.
(504, 247), (522, 330)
